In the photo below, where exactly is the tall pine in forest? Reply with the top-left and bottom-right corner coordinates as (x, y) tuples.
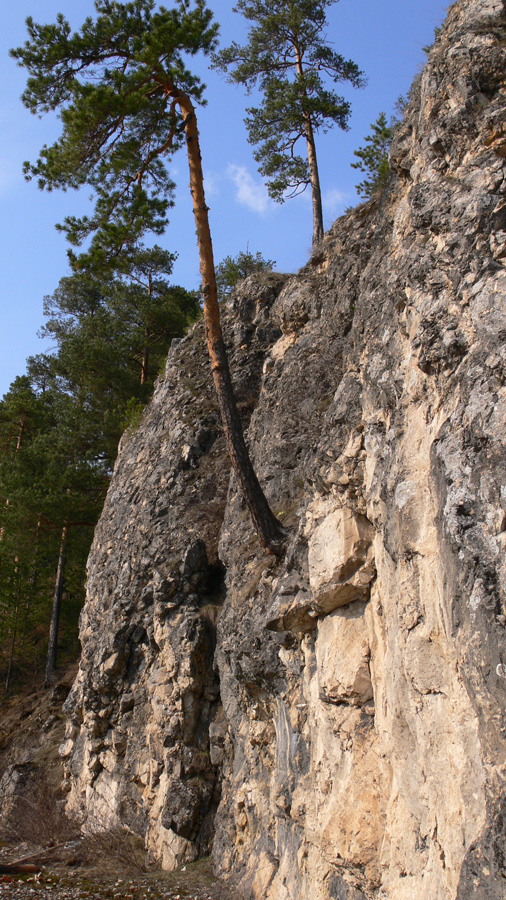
(0, 378), (47, 688)
(104, 245), (200, 386)
(0, 377), (103, 687)
(40, 246), (199, 413)
(12, 0), (285, 554)
(213, 0), (364, 247)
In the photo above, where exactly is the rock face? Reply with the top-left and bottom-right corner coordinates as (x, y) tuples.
(61, 274), (285, 867)
(61, 1), (506, 897)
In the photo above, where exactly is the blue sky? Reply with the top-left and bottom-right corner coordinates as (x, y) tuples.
(0, 0), (448, 398)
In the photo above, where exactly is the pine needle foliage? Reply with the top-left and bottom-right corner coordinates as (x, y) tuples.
(215, 249), (275, 301)
(213, 0), (365, 247)
(351, 98), (407, 200)
(11, 0), (219, 263)
(12, 0), (285, 569)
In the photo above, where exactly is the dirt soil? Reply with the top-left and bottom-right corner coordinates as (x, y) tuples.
(0, 851), (242, 900)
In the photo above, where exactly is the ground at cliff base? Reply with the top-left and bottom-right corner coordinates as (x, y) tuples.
(0, 674), (243, 900)
(0, 856), (243, 900)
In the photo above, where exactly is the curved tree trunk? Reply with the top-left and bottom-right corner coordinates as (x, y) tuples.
(164, 85), (285, 554)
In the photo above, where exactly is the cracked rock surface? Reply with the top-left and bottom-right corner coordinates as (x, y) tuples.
(61, 1), (506, 898)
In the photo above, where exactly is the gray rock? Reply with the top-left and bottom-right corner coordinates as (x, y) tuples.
(61, 2), (506, 898)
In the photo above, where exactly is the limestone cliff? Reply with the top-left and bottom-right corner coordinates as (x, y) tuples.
(61, 0), (506, 897)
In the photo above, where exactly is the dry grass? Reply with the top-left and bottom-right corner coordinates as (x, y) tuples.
(0, 773), (77, 846)
(78, 828), (147, 874)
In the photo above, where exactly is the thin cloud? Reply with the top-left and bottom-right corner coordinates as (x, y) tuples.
(203, 169), (221, 199)
(227, 164), (272, 215)
(324, 187), (349, 216)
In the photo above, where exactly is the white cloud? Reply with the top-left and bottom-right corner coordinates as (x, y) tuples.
(203, 169), (221, 199)
(227, 164), (271, 215)
(324, 187), (349, 215)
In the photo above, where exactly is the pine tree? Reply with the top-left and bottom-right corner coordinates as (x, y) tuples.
(351, 112), (393, 200)
(40, 246), (199, 412)
(106, 245), (200, 385)
(0, 378), (48, 687)
(351, 98), (407, 201)
(215, 249), (275, 302)
(12, 0), (285, 553)
(0, 378), (101, 687)
(213, 0), (364, 247)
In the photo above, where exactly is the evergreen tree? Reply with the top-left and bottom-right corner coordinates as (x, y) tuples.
(0, 378), (48, 688)
(351, 112), (393, 200)
(106, 245), (200, 385)
(40, 246), (199, 415)
(0, 378), (101, 687)
(422, 25), (442, 55)
(351, 98), (406, 200)
(215, 248), (275, 301)
(12, 0), (285, 553)
(213, 0), (364, 247)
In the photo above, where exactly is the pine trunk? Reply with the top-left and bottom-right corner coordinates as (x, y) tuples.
(167, 86), (285, 554)
(140, 277), (152, 386)
(304, 120), (324, 247)
(140, 333), (149, 385)
(16, 416), (25, 452)
(5, 570), (21, 692)
(294, 46), (324, 247)
(44, 524), (68, 687)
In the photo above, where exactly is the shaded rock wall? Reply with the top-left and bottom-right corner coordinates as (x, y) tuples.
(62, 0), (506, 897)
(61, 276), (286, 867)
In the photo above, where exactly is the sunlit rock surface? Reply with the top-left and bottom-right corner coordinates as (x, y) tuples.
(62, 1), (506, 897)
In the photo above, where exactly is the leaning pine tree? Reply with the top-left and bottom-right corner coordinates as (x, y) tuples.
(213, 0), (365, 247)
(12, 0), (285, 554)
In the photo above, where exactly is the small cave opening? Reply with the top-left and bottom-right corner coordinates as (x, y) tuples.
(203, 558), (227, 605)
